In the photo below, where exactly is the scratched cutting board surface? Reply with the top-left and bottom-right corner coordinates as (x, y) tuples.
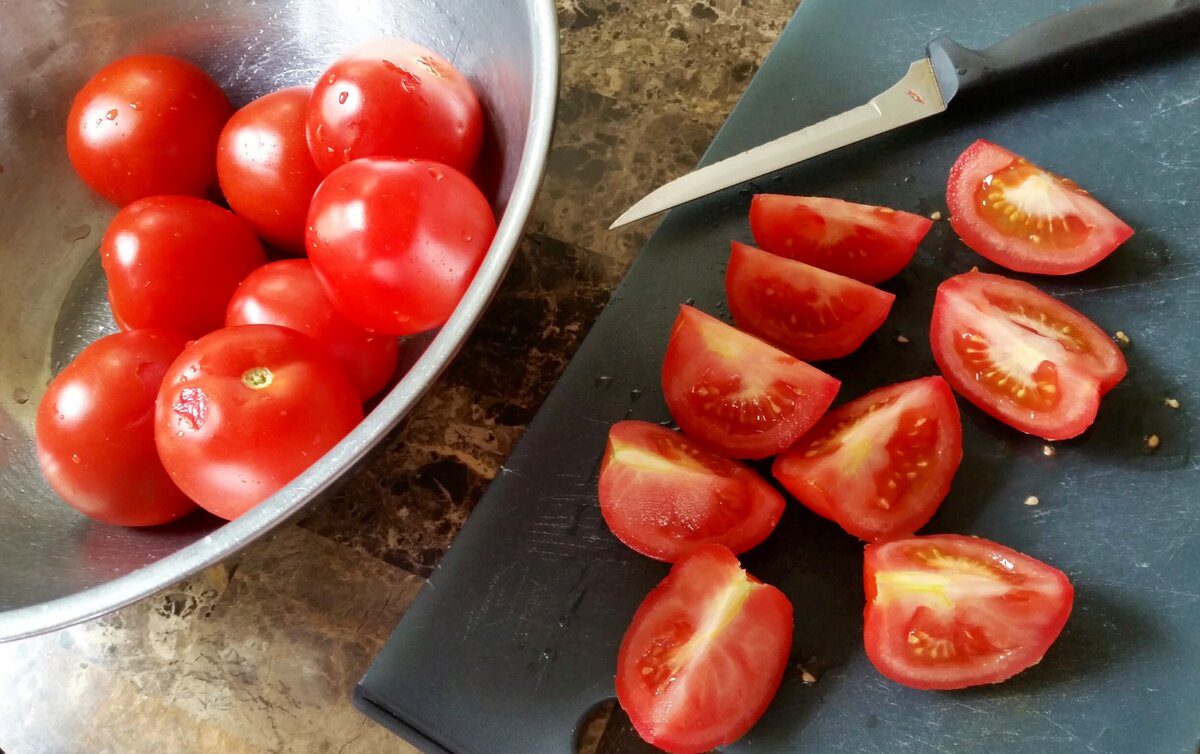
(355, 0), (1200, 751)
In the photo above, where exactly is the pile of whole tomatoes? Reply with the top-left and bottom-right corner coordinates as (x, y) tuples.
(38, 41), (495, 526)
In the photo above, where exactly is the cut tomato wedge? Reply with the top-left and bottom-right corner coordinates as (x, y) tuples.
(772, 377), (961, 542)
(864, 534), (1074, 690)
(750, 194), (932, 284)
(931, 270), (1125, 440)
(617, 544), (793, 754)
(662, 305), (840, 459)
(947, 140), (1133, 275)
(599, 421), (785, 562)
(725, 241), (894, 361)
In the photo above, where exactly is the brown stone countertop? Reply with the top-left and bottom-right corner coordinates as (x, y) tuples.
(0, 1), (795, 751)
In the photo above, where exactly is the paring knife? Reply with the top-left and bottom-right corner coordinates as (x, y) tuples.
(611, 0), (1200, 229)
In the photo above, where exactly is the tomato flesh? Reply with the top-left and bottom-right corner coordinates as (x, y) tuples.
(617, 544), (793, 754)
(947, 139), (1133, 275)
(931, 271), (1124, 440)
(750, 194), (932, 284)
(599, 421), (784, 561)
(154, 325), (362, 520)
(864, 534), (1074, 690)
(773, 376), (961, 542)
(726, 241), (894, 361)
(662, 305), (840, 459)
(36, 331), (195, 527)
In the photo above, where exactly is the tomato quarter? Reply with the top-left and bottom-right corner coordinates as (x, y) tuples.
(773, 376), (962, 542)
(750, 194), (932, 284)
(306, 38), (484, 175)
(947, 140), (1133, 275)
(226, 259), (398, 401)
(662, 305), (839, 459)
(36, 330), (195, 527)
(930, 270), (1125, 440)
(154, 325), (362, 520)
(67, 54), (232, 206)
(307, 157), (496, 336)
(101, 196), (267, 339)
(864, 534), (1074, 690)
(617, 544), (793, 754)
(599, 421), (784, 561)
(726, 241), (894, 361)
(217, 86), (324, 253)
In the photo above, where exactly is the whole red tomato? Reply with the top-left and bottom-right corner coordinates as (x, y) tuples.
(101, 196), (267, 339)
(36, 330), (195, 527)
(226, 259), (398, 401)
(217, 86), (323, 253)
(305, 38), (484, 175)
(67, 54), (232, 206)
(306, 158), (496, 335)
(154, 325), (362, 520)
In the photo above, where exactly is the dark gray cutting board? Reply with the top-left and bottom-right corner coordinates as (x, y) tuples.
(355, 0), (1200, 751)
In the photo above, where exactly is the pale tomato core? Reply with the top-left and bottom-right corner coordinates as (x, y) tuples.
(974, 159), (1092, 250)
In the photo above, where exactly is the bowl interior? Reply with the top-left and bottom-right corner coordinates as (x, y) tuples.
(0, 0), (545, 621)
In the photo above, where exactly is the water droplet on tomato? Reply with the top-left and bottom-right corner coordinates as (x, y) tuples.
(338, 90), (349, 104)
(129, 101), (142, 111)
(71, 453), (80, 464)
(105, 108), (118, 120)
(327, 74), (336, 84)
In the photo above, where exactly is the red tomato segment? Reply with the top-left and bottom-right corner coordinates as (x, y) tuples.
(726, 241), (895, 361)
(930, 271), (1123, 440)
(101, 196), (268, 339)
(226, 259), (398, 401)
(217, 86), (324, 253)
(599, 421), (785, 562)
(750, 194), (932, 284)
(662, 306), (840, 459)
(67, 54), (232, 206)
(617, 544), (793, 754)
(307, 158), (496, 336)
(306, 38), (484, 175)
(947, 140), (1133, 275)
(773, 377), (962, 542)
(36, 330), (195, 527)
(863, 534), (1074, 690)
(154, 325), (362, 520)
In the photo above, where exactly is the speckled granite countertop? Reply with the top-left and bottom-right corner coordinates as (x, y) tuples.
(0, 2), (796, 751)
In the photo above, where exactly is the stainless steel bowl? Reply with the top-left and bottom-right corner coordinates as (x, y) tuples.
(0, 0), (558, 641)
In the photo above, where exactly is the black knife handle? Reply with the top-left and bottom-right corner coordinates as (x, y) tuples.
(927, 0), (1200, 102)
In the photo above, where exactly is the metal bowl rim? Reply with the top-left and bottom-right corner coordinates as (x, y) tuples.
(0, 0), (560, 642)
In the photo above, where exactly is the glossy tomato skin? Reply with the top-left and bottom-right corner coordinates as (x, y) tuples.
(306, 38), (483, 175)
(101, 196), (267, 339)
(750, 194), (932, 284)
(617, 544), (793, 754)
(726, 241), (894, 361)
(67, 54), (232, 206)
(773, 377), (962, 542)
(947, 140), (1133, 275)
(217, 86), (324, 253)
(662, 305), (840, 459)
(598, 421), (784, 561)
(154, 325), (362, 520)
(36, 330), (195, 526)
(930, 271), (1124, 440)
(226, 259), (398, 401)
(864, 534), (1074, 690)
(307, 158), (496, 336)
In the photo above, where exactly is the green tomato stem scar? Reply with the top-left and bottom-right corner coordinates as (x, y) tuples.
(242, 367), (273, 390)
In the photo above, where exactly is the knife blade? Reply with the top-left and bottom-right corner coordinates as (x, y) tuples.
(611, 0), (1200, 229)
